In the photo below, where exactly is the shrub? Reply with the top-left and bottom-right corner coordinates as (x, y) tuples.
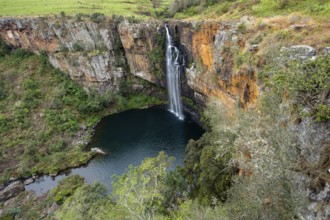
(261, 53), (330, 121)
(49, 175), (84, 204)
(90, 13), (105, 23)
(72, 41), (84, 52)
(0, 82), (6, 100)
(111, 14), (124, 24)
(112, 152), (175, 219)
(54, 181), (115, 219)
(0, 114), (9, 132)
(11, 48), (32, 58)
(202, 97), (305, 219)
(0, 39), (11, 57)
(274, 0), (289, 9)
(75, 13), (83, 22)
(237, 23), (247, 33)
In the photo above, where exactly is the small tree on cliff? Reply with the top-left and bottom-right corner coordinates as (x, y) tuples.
(203, 95), (306, 219)
(112, 152), (175, 219)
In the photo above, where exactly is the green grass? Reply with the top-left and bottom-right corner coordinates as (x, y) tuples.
(252, 0), (330, 19)
(174, 0), (330, 20)
(0, 0), (171, 18)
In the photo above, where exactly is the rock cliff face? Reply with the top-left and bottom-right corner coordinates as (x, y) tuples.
(118, 20), (163, 85)
(167, 21), (259, 109)
(0, 16), (329, 219)
(0, 17), (260, 109)
(0, 17), (327, 119)
(0, 17), (126, 91)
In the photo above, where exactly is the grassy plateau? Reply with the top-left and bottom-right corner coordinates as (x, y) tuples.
(0, 0), (171, 18)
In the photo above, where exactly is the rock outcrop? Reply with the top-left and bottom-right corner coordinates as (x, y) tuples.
(167, 21), (259, 109)
(0, 17), (126, 91)
(0, 17), (261, 109)
(1, 17), (329, 111)
(0, 181), (24, 202)
(118, 20), (163, 85)
(0, 16), (329, 220)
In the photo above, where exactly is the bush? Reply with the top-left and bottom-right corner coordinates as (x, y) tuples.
(11, 48), (32, 58)
(112, 152), (175, 218)
(49, 175), (85, 204)
(54, 181), (115, 219)
(0, 39), (11, 57)
(185, 104), (235, 204)
(74, 13), (83, 22)
(201, 97), (305, 219)
(111, 14), (124, 24)
(0, 82), (6, 100)
(72, 41), (84, 52)
(0, 114), (9, 132)
(274, 0), (289, 9)
(261, 53), (330, 121)
(237, 23), (247, 33)
(90, 13), (105, 23)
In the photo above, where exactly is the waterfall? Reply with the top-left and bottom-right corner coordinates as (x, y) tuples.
(165, 25), (184, 120)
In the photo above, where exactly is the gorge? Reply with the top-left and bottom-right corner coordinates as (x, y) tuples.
(0, 11), (329, 220)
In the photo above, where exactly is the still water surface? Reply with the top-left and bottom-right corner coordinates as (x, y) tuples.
(26, 107), (204, 195)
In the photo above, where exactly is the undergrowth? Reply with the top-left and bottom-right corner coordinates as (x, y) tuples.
(0, 42), (164, 184)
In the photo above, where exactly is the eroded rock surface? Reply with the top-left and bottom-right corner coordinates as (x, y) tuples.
(0, 181), (24, 202)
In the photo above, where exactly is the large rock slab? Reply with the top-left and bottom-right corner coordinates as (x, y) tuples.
(281, 45), (317, 60)
(0, 181), (24, 202)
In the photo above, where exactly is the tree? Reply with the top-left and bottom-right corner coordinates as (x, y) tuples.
(112, 152), (175, 219)
(203, 96), (306, 219)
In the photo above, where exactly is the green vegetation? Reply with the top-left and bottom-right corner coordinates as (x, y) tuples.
(169, 0), (330, 20)
(148, 33), (166, 80)
(11, 90), (305, 219)
(259, 52), (330, 122)
(0, 0), (329, 21)
(54, 153), (187, 219)
(0, 0), (172, 19)
(0, 42), (165, 184)
(0, 88), (307, 219)
(0, 47), (115, 182)
(49, 175), (85, 205)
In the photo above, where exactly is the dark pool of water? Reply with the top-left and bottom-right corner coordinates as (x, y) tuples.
(25, 107), (204, 195)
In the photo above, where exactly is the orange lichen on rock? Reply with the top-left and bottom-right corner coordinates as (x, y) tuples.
(192, 22), (218, 71)
(1, 30), (59, 52)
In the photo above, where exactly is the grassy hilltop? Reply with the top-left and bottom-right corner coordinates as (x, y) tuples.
(0, 0), (329, 20)
(0, 0), (171, 18)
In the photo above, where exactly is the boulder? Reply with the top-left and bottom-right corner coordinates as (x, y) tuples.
(322, 47), (330, 55)
(91, 147), (106, 155)
(23, 178), (34, 185)
(0, 181), (24, 202)
(281, 45), (316, 60)
(248, 44), (259, 52)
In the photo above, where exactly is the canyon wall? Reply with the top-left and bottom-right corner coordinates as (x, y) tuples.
(1, 16), (329, 219)
(0, 17), (261, 109)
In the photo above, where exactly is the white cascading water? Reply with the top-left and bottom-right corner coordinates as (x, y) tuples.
(165, 25), (184, 120)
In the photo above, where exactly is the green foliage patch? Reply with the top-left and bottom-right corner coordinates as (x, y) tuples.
(169, 0), (330, 20)
(0, 0), (172, 19)
(260, 52), (330, 122)
(0, 44), (164, 184)
(148, 33), (166, 80)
